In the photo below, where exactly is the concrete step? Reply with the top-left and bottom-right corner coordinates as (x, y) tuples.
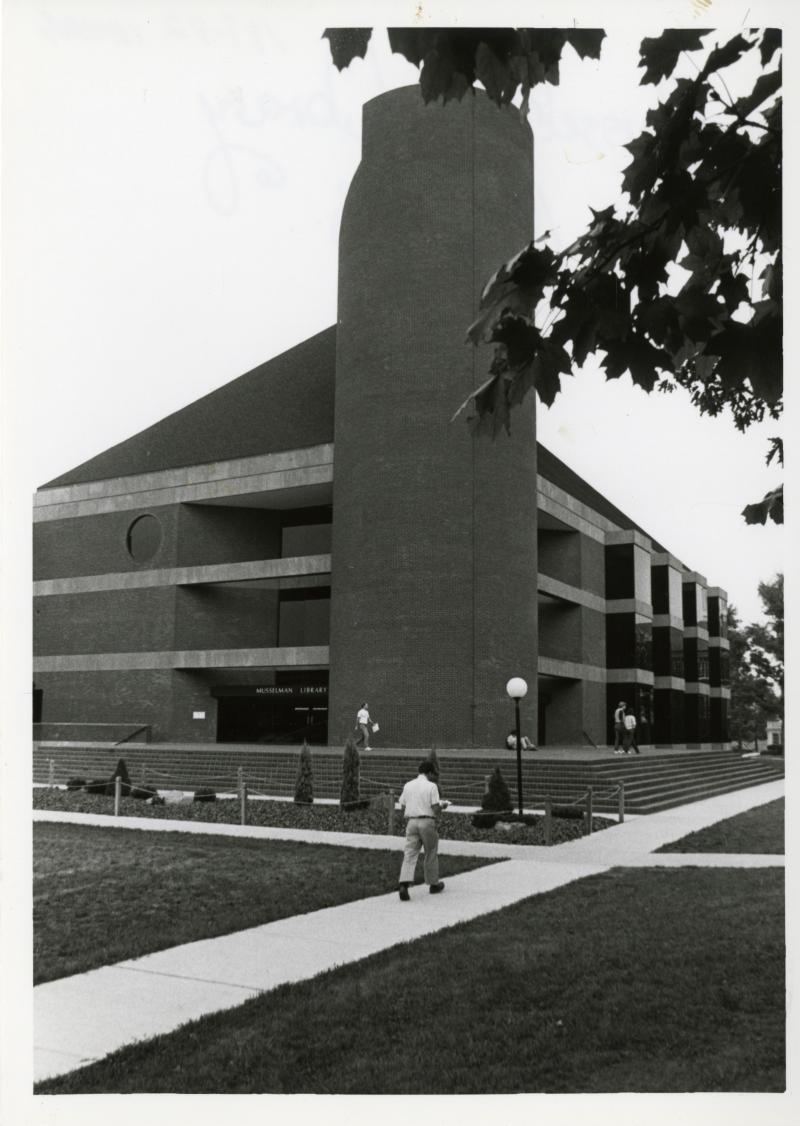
(33, 743), (783, 815)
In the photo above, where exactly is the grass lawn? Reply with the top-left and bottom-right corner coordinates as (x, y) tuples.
(33, 822), (494, 983)
(36, 866), (784, 1094)
(657, 798), (784, 854)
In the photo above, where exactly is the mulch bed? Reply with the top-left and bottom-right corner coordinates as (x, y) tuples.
(33, 788), (615, 846)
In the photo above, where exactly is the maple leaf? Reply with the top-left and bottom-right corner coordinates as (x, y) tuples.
(563, 29), (606, 60)
(733, 68), (781, 120)
(467, 244), (559, 344)
(322, 28), (372, 70)
(601, 334), (673, 391)
(742, 486), (783, 525)
(638, 29), (710, 85)
(766, 437), (783, 467)
(700, 33), (749, 79)
(759, 28), (782, 66)
(475, 41), (515, 104)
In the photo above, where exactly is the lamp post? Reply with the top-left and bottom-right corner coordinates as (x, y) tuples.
(506, 677), (528, 816)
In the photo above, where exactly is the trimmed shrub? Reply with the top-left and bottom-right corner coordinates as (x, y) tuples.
(294, 741), (314, 804)
(339, 738), (361, 807)
(85, 779), (114, 796)
(110, 758), (133, 796)
(552, 805), (584, 820)
(130, 781), (158, 801)
(65, 777), (85, 792)
(471, 811), (499, 829)
(481, 766), (513, 813)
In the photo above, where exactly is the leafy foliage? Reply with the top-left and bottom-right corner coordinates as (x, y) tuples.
(326, 27), (782, 521)
(324, 27), (605, 114)
(746, 574), (784, 699)
(727, 579), (783, 747)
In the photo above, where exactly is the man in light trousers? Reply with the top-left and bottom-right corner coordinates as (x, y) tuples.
(397, 760), (449, 901)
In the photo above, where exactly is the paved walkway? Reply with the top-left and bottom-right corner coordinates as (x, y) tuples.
(33, 779), (784, 1083)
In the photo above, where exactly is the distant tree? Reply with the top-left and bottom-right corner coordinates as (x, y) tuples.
(746, 573), (784, 700)
(727, 599), (781, 748)
(340, 738), (361, 807)
(325, 27), (782, 521)
(294, 740), (314, 804)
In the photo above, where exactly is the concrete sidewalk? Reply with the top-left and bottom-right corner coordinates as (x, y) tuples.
(33, 779), (784, 1083)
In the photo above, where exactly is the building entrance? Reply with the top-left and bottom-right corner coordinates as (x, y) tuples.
(214, 681), (328, 744)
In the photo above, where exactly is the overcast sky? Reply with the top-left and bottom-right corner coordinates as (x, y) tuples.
(3, 0), (788, 624)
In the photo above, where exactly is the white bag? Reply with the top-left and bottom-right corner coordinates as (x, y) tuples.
(371, 722), (380, 733)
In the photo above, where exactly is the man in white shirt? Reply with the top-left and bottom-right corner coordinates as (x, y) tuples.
(397, 760), (449, 900)
(355, 702), (372, 750)
(624, 711), (640, 754)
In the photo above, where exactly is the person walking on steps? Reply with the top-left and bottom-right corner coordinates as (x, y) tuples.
(613, 701), (627, 754)
(355, 702), (374, 750)
(624, 711), (640, 754)
(397, 760), (450, 900)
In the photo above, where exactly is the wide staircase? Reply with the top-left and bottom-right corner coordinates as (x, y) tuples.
(33, 743), (784, 815)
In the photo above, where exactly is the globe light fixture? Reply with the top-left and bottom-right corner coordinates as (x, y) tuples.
(506, 677), (528, 815)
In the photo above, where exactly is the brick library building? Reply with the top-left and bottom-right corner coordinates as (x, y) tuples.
(32, 86), (730, 752)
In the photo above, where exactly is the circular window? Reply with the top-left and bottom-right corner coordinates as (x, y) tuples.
(126, 514), (162, 562)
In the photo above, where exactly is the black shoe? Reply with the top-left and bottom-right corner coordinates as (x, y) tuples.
(399, 884), (410, 901)
(429, 882), (445, 894)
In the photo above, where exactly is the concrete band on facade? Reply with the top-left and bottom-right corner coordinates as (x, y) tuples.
(32, 85), (730, 750)
(33, 647), (330, 672)
(33, 555), (332, 598)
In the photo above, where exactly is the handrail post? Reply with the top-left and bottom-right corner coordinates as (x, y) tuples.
(545, 799), (552, 846)
(240, 780), (247, 826)
(586, 786), (594, 835)
(114, 775), (121, 817)
(387, 790), (395, 835)
(618, 781), (625, 824)
(48, 759), (55, 788)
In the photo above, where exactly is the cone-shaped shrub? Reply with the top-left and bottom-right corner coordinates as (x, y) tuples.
(340, 738), (361, 807)
(111, 757), (132, 796)
(481, 765), (512, 812)
(294, 740), (314, 804)
(88, 758), (133, 796)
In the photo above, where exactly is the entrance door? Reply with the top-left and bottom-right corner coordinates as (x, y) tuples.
(215, 684), (328, 744)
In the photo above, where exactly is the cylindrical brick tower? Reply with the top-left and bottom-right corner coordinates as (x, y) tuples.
(329, 85), (538, 748)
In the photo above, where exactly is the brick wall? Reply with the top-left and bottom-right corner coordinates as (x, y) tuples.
(34, 507), (180, 580)
(176, 504), (281, 566)
(34, 588), (177, 654)
(329, 87), (537, 748)
(35, 669), (174, 740)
